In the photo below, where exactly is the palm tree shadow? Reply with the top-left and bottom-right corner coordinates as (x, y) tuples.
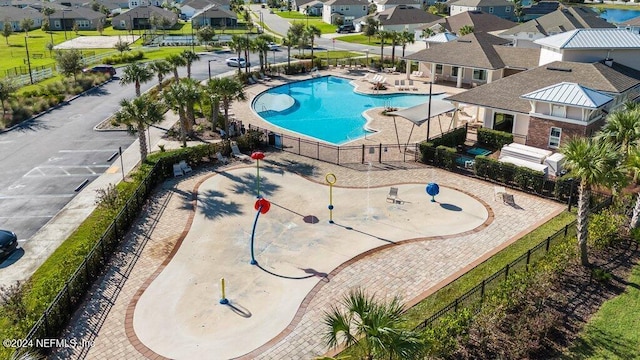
(198, 189), (243, 219)
(263, 158), (317, 177)
(230, 172), (280, 198)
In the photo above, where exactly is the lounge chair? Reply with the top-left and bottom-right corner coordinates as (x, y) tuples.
(399, 80), (406, 90)
(216, 152), (229, 164)
(494, 186), (506, 201)
(368, 75), (382, 84)
(231, 141), (251, 161)
(409, 80), (418, 91)
(179, 160), (192, 174)
(173, 163), (184, 177)
(394, 79), (400, 90)
(386, 187), (403, 204)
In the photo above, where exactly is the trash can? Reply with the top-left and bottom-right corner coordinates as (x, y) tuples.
(268, 132), (275, 145)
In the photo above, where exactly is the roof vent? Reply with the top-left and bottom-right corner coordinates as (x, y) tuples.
(546, 66), (572, 72)
(604, 58), (613, 67)
(457, 39), (472, 43)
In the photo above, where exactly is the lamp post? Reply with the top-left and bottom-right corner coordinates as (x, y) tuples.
(426, 81), (433, 141)
(208, 59), (215, 79)
(62, 10), (67, 40)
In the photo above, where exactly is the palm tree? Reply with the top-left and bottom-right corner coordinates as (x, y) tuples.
(377, 30), (390, 66)
(253, 37), (269, 72)
(179, 78), (202, 132)
(627, 147), (640, 228)
(166, 53), (187, 81)
(389, 31), (399, 65)
(230, 34), (244, 75)
(458, 25), (474, 36)
(181, 50), (200, 79)
(305, 25), (321, 60)
(163, 81), (189, 147)
(283, 31), (297, 73)
(206, 77), (245, 145)
(203, 79), (222, 130)
(597, 109), (640, 155)
(112, 95), (164, 163)
(119, 62), (154, 97)
(148, 60), (172, 91)
(399, 30), (414, 57)
(561, 137), (624, 266)
(323, 288), (423, 360)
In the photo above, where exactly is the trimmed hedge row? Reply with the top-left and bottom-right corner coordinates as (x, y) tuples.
(477, 128), (513, 149)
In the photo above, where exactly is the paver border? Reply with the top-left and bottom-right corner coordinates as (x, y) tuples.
(124, 166), (496, 359)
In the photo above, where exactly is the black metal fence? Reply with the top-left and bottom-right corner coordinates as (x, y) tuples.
(414, 193), (613, 331)
(247, 124), (421, 164)
(22, 161), (166, 346)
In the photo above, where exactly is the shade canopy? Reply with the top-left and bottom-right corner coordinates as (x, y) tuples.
(388, 99), (456, 126)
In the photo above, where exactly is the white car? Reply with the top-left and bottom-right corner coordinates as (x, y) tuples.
(267, 42), (279, 51)
(226, 57), (248, 67)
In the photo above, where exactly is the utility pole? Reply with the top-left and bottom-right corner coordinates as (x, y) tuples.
(24, 37), (33, 84)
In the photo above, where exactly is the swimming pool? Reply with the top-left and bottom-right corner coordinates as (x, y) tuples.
(252, 76), (444, 145)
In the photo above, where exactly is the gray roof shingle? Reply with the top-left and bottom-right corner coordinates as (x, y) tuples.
(420, 10), (515, 34)
(373, 5), (441, 26)
(500, 6), (615, 36)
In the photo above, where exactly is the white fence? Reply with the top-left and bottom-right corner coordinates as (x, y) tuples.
(12, 67), (54, 86)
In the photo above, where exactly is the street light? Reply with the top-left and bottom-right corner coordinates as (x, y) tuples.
(208, 59), (215, 79)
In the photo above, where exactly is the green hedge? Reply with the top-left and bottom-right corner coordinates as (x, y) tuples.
(477, 128), (513, 149)
(431, 126), (467, 148)
(474, 156), (546, 192)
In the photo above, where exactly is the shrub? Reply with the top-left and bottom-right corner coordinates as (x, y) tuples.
(435, 145), (457, 171)
(431, 126), (467, 148)
(588, 208), (624, 249)
(513, 166), (544, 192)
(477, 128), (513, 149)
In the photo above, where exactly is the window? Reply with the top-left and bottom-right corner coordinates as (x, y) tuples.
(549, 127), (561, 148)
(551, 104), (565, 117)
(506, 6), (511, 12)
(435, 64), (443, 74)
(120, 20), (126, 27)
(473, 69), (486, 81)
(488, 6), (494, 13)
(451, 66), (459, 77)
(54, 20), (60, 28)
(345, 6), (349, 10)
(363, 5), (366, 10)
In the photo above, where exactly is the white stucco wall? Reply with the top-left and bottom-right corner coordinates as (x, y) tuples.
(538, 46), (563, 66)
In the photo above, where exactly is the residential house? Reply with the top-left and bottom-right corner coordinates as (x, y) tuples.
(294, 0), (323, 16)
(49, 7), (106, 31)
(499, 6), (615, 48)
(422, 31), (458, 48)
(534, 28), (640, 72)
(112, 6), (177, 30)
(404, 31), (540, 87)
(322, 0), (368, 25)
(191, 4), (237, 27)
(448, 0), (520, 22)
(416, 9), (515, 40)
(618, 15), (640, 35)
(360, 5), (440, 33)
(128, 0), (162, 9)
(180, 0), (221, 18)
(372, 0), (421, 13)
(521, 0), (559, 22)
(445, 60), (640, 149)
(0, 6), (42, 30)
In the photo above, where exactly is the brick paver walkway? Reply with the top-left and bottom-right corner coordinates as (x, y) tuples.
(51, 151), (563, 360)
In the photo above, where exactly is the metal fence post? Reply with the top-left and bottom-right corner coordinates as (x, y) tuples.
(546, 236), (551, 252)
(526, 249), (531, 271)
(480, 280), (485, 302)
(298, 137), (301, 155)
(378, 143), (382, 163)
(361, 145), (365, 164)
(505, 264), (509, 280)
(564, 224), (568, 237)
(317, 141), (319, 160)
(454, 298), (459, 312)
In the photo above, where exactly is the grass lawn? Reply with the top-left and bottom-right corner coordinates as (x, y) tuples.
(565, 263), (640, 359)
(400, 210), (577, 328)
(275, 11), (336, 33)
(336, 33), (391, 46)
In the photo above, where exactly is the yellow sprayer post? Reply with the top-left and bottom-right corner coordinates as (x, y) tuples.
(219, 277), (229, 304)
(325, 173), (337, 224)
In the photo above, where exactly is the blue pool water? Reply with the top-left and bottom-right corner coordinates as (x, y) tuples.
(252, 76), (443, 145)
(598, 8), (640, 24)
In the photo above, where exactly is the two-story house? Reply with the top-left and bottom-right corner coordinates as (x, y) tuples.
(180, 0), (231, 19)
(372, 0), (421, 13)
(360, 5), (441, 33)
(322, 0), (368, 25)
(0, 6), (42, 30)
(112, 6), (178, 30)
(128, 0), (163, 9)
(415, 9), (515, 40)
(445, 29), (640, 149)
(448, 0), (519, 22)
(499, 6), (615, 48)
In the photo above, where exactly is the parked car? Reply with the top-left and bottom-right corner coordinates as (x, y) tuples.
(226, 57), (248, 67)
(267, 42), (279, 51)
(0, 230), (18, 261)
(336, 24), (355, 33)
(82, 65), (116, 76)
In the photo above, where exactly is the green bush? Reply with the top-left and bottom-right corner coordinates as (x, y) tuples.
(513, 166), (544, 192)
(430, 126), (467, 148)
(588, 208), (625, 249)
(477, 128), (513, 149)
(435, 145), (457, 171)
(419, 142), (436, 163)
(103, 51), (145, 65)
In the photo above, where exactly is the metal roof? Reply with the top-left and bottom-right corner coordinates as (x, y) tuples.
(424, 32), (458, 43)
(534, 28), (640, 49)
(520, 82), (613, 108)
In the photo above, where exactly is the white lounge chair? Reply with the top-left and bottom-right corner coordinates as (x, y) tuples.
(173, 163), (184, 177)
(179, 160), (192, 174)
(231, 141), (251, 161)
(409, 80), (418, 91)
(216, 152), (229, 164)
(399, 80), (406, 90)
(386, 187), (403, 204)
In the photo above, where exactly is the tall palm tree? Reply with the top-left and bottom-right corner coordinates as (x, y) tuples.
(323, 288), (423, 360)
(163, 81), (189, 147)
(230, 34), (244, 75)
(627, 147), (640, 228)
(206, 77), (245, 145)
(561, 137), (624, 266)
(389, 31), (399, 65)
(399, 30), (414, 57)
(112, 95), (164, 162)
(179, 78), (202, 132)
(253, 37), (269, 72)
(377, 30), (390, 66)
(148, 59), (172, 91)
(305, 25), (321, 60)
(119, 62), (154, 97)
(283, 31), (297, 72)
(203, 79), (221, 130)
(166, 53), (186, 81)
(181, 50), (200, 79)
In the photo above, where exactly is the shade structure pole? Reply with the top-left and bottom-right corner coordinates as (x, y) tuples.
(426, 81), (433, 141)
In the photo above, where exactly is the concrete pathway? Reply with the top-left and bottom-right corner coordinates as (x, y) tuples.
(51, 150), (563, 360)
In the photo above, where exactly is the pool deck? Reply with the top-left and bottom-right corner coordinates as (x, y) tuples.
(233, 69), (478, 148)
(52, 149), (565, 360)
